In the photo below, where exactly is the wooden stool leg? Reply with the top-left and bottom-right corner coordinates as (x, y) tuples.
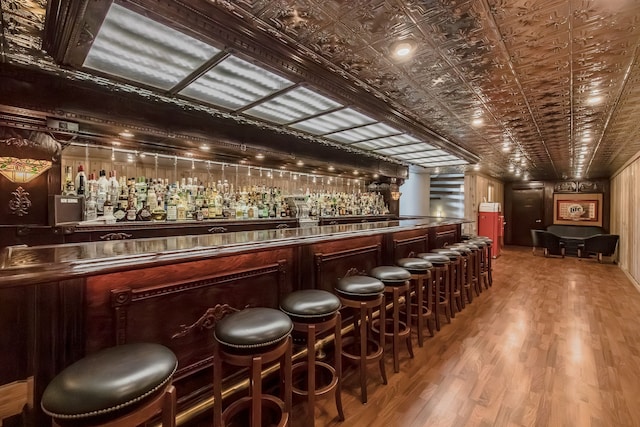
(359, 301), (368, 403)
(415, 275), (424, 347)
(251, 355), (262, 427)
(433, 271), (441, 332)
(334, 312), (345, 421)
(162, 385), (177, 427)
(378, 296), (387, 386)
(404, 284), (414, 359)
(392, 287), (400, 373)
(307, 324), (316, 426)
(284, 337), (292, 426)
(214, 347), (223, 427)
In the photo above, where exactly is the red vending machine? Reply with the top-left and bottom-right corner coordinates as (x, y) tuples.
(478, 202), (503, 258)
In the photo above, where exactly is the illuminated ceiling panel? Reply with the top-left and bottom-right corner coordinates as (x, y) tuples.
(417, 159), (468, 167)
(374, 143), (440, 156)
(325, 123), (400, 143)
(180, 56), (294, 110)
(351, 134), (422, 150)
(391, 149), (450, 159)
(243, 87), (342, 124)
(289, 108), (376, 135)
(83, 3), (220, 90)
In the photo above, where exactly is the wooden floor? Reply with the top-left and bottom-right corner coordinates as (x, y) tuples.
(294, 246), (640, 427)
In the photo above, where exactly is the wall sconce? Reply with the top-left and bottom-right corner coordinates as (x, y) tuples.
(0, 156), (52, 183)
(390, 181), (401, 201)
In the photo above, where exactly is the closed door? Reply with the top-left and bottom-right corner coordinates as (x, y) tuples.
(511, 188), (544, 246)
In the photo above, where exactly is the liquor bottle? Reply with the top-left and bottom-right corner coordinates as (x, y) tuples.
(85, 190), (97, 221)
(103, 196), (114, 218)
(62, 166), (76, 196)
(166, 194), (178, 221)
(108, 171), (119, 204)
(151, 204), (167, 221)
(75, 165), (86, 196)
(147, 186), (158, 212)
(113, 200), (127, 222)
(96, 170), (108, 215)
(126, 198), (137, 222)
(137, 202), (152, 221)
(201, 199), (209, 220)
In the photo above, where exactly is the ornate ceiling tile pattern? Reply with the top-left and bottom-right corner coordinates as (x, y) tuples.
(4, 0), (640, 181)
(233, 0), (640, 179)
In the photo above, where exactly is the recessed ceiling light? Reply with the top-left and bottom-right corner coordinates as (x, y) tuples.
(255, 153), (265, 160)
(502, 143), (511, 152)
(587, 96), (603, 105)
(393, 41), (415, 58)
(296, 160), (304, 166)
(119, 130), (134, 138)
(472, 118), (484, 127)
(328, 165), (335, 171)
(200, 144), (210, 151)
(353, 170), (359, 175)
(473, 164), (481, 171)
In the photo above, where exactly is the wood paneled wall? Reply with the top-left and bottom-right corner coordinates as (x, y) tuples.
(611, 152), (640, 286)
(464, 172), (505, 235)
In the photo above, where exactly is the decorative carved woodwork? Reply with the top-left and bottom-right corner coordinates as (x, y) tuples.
(171, 304), (240, 340)
(99, 232), (132, 241)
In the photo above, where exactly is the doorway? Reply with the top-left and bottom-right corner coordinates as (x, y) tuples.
(511, 188), (544, 246)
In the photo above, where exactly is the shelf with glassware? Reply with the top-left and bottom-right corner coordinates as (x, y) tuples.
(56, 144), (394, 240)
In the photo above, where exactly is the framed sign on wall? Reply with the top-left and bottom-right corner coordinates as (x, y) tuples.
(553, 193), (603, 227)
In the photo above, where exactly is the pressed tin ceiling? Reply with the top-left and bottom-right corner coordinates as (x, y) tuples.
(2, 0), (640, 181)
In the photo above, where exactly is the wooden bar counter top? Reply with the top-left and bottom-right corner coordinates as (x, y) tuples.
(0, 217), (464, 426)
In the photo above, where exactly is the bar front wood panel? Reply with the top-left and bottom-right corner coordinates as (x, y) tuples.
(387, 228), (430, 260)
(430, 224), (459, 248)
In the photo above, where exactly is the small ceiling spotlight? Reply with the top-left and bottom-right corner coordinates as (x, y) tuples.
(200, 144), (210, 151)
(392, 40), (416, 59)
(118, 129), (134, 138)
(471, 118), (484, 127)
(328, 165), (335, 171)
(473, 164), (481, 171)
(255, 153), (265, 160)
(296, 160), (304, 167)
(502, 143), (511, 152)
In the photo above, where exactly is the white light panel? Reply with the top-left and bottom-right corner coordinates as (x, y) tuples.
(417, 159), (468, 167)
(374, 143), (439, 155)
(351, 134), (422, 150)
(325, 123), (400, 143)
(289, 108), (376, 135)
(243, 87), (342, 124)
(83, 3), (220, 89)
(390, 149), (450, 159)
(180, 56), (294, 110)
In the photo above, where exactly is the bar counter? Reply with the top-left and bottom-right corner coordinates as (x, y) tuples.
(0, 217), (464, 426)
(0, 217), (461, 287)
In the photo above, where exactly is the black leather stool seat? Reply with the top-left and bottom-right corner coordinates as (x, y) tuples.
(396, 258), (432, 274)
(459, 242), (479, 251)
(336, 275), (384, 299)
(370, 266), (411, 285)
(41, 343), (177, 420)
(280, 290), (341, 323)
(448, 245), (471, 254)
(416, 253), (450, 266)
(475, 236), (493, 244)
(431, 249), (462, 261)
(468, 239), (488, 248)
(215, 307), (293, 350)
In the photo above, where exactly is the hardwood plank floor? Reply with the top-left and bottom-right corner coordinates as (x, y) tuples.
(298, 246), (640, 427)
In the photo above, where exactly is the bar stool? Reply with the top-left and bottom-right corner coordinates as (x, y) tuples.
(396, 257), (434, 347)
(474, 236), (494, 286)
(370, 266), (414, 373)
(415, 253), (451, 331)
(41, 343), (177, 427)
(335, 274), (387, 404)
(430, 249), (463, 317)
(468, 239), (490, 290)
(279, 290), (344, 426)
(457, 241), (481, 296)
(213, 307), (293, 427)
(447, 244), (473, 305)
